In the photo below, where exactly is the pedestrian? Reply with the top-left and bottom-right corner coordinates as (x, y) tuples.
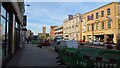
(27, 38), (29, 44)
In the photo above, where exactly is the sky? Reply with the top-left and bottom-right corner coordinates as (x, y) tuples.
(24, 1), (112, 35)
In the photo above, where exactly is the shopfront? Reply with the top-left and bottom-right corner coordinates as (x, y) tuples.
(0, 2), (25, 67)
(1, 3), (9, 61)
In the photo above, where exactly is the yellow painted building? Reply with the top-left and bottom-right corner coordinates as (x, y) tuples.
(63, 13), (82, 40)
(82, 2), (120, 43)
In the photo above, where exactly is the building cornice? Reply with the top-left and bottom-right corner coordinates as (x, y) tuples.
(84, 2), (119, 15)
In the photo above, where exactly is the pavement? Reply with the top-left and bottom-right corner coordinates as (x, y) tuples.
(5, 44), (67, 68)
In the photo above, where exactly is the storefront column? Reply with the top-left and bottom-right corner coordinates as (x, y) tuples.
(114, 34), (117, 44)
(104, 34), (107, 43)
(86, 35), (89, 42)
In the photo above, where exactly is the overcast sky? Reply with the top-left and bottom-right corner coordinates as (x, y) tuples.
(24, 2), (111, 35)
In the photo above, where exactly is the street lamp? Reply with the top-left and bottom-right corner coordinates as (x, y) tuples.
(25, 4), (30, 6)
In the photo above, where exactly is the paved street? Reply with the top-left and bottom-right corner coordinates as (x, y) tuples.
(6, 44), (66, 68)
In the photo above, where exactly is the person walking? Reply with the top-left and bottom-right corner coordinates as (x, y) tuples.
(27, 38), (29, 44)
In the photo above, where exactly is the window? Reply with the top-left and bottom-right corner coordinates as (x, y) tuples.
(101, 11), (104, 17)
(88, 24), (90, 31)
(96, 22), (99, 30)
(1, 6), (9, 58)
(108, 21), (111, 28)
(107, 8), (110, 15)
(76, 19), (78, 23)
(87, 16), (89, 21)
(101, 21), (104, 29)
(91, 14), (94, 20)
(96, 12), (98, 18)
(91, 24), (94, 31)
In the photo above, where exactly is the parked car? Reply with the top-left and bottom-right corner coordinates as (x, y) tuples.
(78, 40), (85, 45)
(42, 40), (50, 46)
(93, 40), (104, 46)
(37, 39), (43, 48)
(55, 40), (79, 52)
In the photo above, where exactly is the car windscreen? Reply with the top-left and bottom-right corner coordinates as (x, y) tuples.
(66, 41), (78, 48)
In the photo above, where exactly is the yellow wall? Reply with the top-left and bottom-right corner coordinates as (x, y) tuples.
(82, 2), (119, 43)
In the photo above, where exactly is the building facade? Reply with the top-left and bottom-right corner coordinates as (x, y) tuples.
(63, 13), (82, 40)
(82, 2), (120, 44)
(54, 26), (63, 37)
(26, 30), (33, 41)
(42, 26), (46, 36)
(50, 26), (58, 38)
(38, 33), (43, 38)
(0, 1), (25, 67)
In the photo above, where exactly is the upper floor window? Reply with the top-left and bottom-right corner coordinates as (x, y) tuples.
(107, 8), (110, 15)
(108, 21), (111, 28)
(96, 22), (99, 30)
(101, 21), (104, 29)
(96, 12), (98, 18)
(88, 24), (90, 31)
(101, 11), (104, 17)
(87, 14), (94, 21)
(76, 19), (78, 23)
(91, 24), (94, 31)
(87, 16), (90, 21)
(91, 14), (94, 20)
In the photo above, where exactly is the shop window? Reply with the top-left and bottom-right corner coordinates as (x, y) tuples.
(1, 5), (9, 58)
(1, 17), (6, 57)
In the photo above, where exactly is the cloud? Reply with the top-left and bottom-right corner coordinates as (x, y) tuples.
(27, 22), (50, 35)
(24, 2), (111, 35)
(25, 3), (66, 24)
(24, 0), (118, 2)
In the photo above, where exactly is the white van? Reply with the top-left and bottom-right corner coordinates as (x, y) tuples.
(55, 40), (78, 52)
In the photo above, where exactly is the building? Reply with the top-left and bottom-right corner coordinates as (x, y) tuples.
(82, 2), (120, 44)
(54, 26), (63, 37)
(0, 1), (26, 67)
(38, 33), (49, 38)
(38, 33), (43, 38)
(50, 26), (58, 38)
(26, 30), (34, 41)
(63, 13), (83, 40)
(42, 26), (46, 36)
(26, 30), (31, 38)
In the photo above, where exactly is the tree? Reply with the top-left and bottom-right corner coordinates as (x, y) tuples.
(40, 36), (49, 39)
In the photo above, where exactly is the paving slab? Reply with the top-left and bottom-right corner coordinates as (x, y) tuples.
(6, 44), (67, 68)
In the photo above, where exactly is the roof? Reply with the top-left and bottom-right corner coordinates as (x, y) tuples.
(84, 2), (119, 14)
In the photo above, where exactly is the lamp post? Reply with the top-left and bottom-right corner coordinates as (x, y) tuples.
(24, 5), (30, 6)
(22, 4), (30, 45)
